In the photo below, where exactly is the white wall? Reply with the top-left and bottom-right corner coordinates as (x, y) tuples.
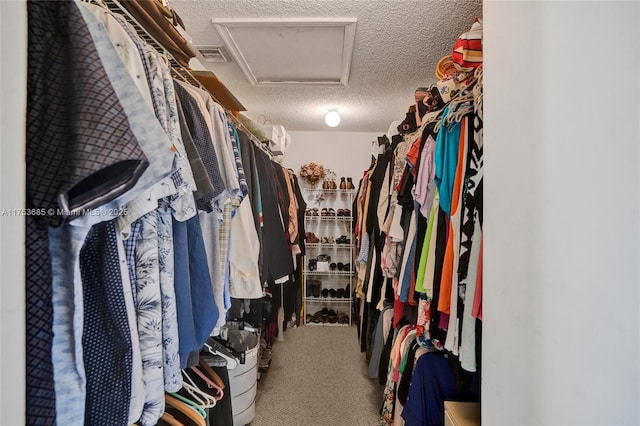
(0, 1), (26, 424)
(283, 131), (381, 187)
(484, 2), (640, 425)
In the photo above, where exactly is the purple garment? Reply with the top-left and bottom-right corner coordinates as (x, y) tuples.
(438, 313), (450, 330)
(415, 135), (437, 218)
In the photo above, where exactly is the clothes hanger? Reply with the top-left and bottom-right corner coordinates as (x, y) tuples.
(198, 357), (226, 389)
(445, 104), (474, 126)
(187, 366), (225, 401)
(165, 394), (207, 426)
(157, 411), (184, 426)
(203, 337), (240, 369)
(180, 371), (217, 409)
(180, 383), (216, 410)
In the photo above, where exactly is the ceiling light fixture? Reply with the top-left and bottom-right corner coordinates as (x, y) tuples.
(325, 110), (341, 127)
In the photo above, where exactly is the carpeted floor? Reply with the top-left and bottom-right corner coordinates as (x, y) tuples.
(249, 325), (383, 426)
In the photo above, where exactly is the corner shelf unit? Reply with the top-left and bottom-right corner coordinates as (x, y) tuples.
(302, 187), (355, 326)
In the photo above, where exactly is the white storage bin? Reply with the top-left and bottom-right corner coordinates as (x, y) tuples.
(226, 328), (260, 426)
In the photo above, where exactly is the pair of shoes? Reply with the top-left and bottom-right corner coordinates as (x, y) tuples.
(321, 236), (335, 244)
(321, 288), (329, 298)
(317, 254), (331, 262)
(327, 310), (338, 323)
(337, 208), (351, 216)
(337, 313), (349, 325)
(320, 308), (330, 323)
(309, 312), (322, 323)
(336, 235), (350, 244)
(306, 232), (320, 244)
(346, 177), (355, 190)
(321, 208), (336, 216)
(330, 262), (349, 271)
(305, 208), (319, 216)
(307, 259), (317, 271)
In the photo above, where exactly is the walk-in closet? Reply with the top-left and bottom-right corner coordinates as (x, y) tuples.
(2, 1), (640, 425)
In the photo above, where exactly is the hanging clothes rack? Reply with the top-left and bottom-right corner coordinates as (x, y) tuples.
(98, 0), (274, 159)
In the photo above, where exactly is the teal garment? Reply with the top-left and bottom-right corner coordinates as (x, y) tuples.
(433, 107), (461, 215)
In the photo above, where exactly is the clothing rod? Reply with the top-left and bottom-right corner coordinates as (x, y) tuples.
(99, 0), (274, 159)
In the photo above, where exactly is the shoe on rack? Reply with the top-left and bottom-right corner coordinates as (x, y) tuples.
(336, 288), (345, 298)
(306, 232), (320, 244)
(320, 308), (330, 323)
(346, 178), (355, 190)
(307, 258), (317, 271)
(321, 288), (329, 298)
(329, 288), (337, 298)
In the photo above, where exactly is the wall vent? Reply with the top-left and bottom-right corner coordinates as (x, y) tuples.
(196, 46), (231, 63)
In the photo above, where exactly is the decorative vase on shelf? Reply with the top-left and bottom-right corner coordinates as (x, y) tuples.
(339, 177), (347, 190)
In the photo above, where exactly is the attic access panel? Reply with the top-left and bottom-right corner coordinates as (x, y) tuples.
(212, 18), (357, 86)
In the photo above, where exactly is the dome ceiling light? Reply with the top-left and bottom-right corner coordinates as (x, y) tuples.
(325, 110), (341, 127)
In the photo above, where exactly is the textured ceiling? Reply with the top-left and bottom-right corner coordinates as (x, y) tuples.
(171, 0), (483, 133)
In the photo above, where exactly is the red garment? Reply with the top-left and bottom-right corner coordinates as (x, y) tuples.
(393, 297), (406, 329)
(405, 137), (422, 177)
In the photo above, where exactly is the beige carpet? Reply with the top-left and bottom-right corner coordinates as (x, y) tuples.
(249, 325), (383, 426)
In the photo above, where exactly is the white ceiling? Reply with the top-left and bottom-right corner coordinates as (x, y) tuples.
(171, 0), (483, 133)
(212, 18), (356, 85)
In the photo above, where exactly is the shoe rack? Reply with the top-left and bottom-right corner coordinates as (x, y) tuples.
(302, 185), (355, 326)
